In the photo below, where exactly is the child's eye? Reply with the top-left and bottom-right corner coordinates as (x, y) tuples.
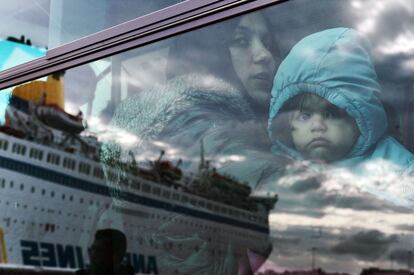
(325, 109), (343, 119)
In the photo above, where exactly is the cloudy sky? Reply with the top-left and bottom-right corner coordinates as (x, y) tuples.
(262, 161), (414, 273)
(84, 1), (414, 273)
(1, 0), (414, 273)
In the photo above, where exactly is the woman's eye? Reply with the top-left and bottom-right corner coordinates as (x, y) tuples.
(325, 111), (334, 119)
(229, 36), (249, 48)
(262, 38), (273, 51)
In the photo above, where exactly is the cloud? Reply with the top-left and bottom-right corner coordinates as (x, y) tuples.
(266, 226), (388, 273)
(274, 158), (414, 212)
(289, 176), (322, 193)
(331, 230), (398, 261)
(389, 248), (414, 266)
(396, 224), (414, 232)
(268, 0), (414, 83)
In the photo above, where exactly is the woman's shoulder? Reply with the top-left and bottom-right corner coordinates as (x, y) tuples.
(117, 73), (252, 111)
(111, 73), (255, 136)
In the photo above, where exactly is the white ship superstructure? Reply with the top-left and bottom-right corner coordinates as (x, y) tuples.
(0, 84), (277, 274)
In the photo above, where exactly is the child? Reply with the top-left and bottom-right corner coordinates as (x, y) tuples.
(279, 93), (360, 164)
(268, 27), (414, 173)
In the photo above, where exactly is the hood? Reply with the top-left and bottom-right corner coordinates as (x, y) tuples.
(268, 28), (387, 159)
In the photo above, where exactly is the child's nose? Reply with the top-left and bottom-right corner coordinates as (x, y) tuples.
(310, 114), (327, 132)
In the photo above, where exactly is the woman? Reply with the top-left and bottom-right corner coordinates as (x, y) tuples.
(165, 11), (278, 118)
(102, 11), (281, 275)
(109, 11), (280, 180)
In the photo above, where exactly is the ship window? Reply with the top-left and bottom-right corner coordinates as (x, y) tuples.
(181, 196), (188, 203)
(190, 198), (197, 205)
(131, 181), (140, 190)
(198, 200), (205, 207)
(142, 184), (151, 193)
(12, 143), (26, 155)
(79, 162), (91, 175)
(20, 184), (24, 190)
(29, 148), (43, 160)
(93, 167), (104, 178)
(47, 153), (60, 165)
(172, 193), (179, 201)
(0, 140), (8, 150)
(152, 187), (161, 196)
(120, 177), (129, 186)
(10, 181), (14, 188)
(63, 157), (76, 170)
(162, 190), (170, 198)
(206, 203), (212, 210)
(107, 171), (117, 182)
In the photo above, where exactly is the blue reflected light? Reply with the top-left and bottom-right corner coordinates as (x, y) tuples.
(0, 39), (45, 125)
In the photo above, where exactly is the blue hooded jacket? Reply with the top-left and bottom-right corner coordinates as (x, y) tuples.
(268, 28), (414, 172)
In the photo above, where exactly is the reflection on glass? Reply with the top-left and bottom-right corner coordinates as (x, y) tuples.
(48, 0), (182, 48)
(0, 0), (49, 70)
(1, 1), (414, 274)
(0, 38), (45, 71)
(0, 0), (182, 70)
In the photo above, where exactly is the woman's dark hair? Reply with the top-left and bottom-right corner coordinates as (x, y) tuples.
(165, 18), (239, 82)
(165, 11), (278, 92)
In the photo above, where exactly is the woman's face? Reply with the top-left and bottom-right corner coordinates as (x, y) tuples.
(228, 13), (277, 108)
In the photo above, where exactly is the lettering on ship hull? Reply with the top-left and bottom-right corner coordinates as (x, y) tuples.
(20, 240), (159, 274)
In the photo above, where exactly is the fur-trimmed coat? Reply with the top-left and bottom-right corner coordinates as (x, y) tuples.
(110, 73), (280, 187)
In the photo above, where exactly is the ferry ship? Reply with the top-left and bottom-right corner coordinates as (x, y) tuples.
(0, 75), (278, 274)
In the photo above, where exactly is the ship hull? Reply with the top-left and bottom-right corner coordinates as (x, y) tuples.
(0, 134), (271, 274)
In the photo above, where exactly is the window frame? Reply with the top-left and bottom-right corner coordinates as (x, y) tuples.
(0, 0), (286, 89)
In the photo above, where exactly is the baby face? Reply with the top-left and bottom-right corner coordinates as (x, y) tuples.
(290, 96), (359, 163)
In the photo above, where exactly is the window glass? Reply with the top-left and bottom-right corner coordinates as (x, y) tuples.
(0, 1), (48, 71)
(48, 0), (182, 48)
(0, 0), (182, 71)
(1, 1), (414, 274)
